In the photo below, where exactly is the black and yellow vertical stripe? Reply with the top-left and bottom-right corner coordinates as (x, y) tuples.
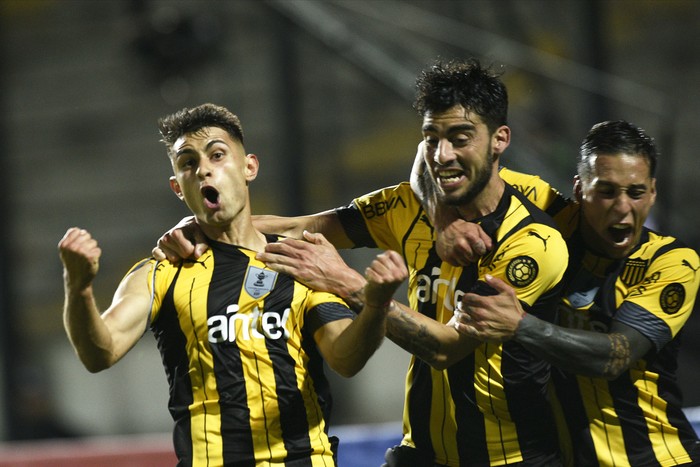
(144, 237), (347, 466)
(337, 182), (568, 466)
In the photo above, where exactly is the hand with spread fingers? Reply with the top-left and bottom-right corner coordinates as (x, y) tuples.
(451, 274), (526, 341)
(256, 230), (367, 305)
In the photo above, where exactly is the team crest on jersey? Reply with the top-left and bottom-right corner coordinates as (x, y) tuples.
(620, 258), (648, 287)
(506, 256), (538, 287)
(244, 266), (278, 298)
(659, 283), (685, 314)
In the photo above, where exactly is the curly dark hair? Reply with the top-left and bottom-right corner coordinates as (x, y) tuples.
(413, 58), (508, 133)
(158, 103), (244, 155)
(578, 120), (658, 181)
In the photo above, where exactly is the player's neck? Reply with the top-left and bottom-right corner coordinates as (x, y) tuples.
(455, 176), (505, 221)
(200, 216), (268, 252)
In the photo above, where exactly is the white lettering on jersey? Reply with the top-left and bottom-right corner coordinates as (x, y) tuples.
(207, 306), (291, 343)
(415, 266), (465, 313)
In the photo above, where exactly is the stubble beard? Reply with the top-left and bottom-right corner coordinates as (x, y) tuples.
(440, 148), (494, 208)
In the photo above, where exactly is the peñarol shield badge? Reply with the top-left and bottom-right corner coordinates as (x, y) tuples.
(244, 266), (278, 298)
(620, 258), (648, 287)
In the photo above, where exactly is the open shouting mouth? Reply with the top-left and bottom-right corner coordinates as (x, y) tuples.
(201, 186), (221, 209)
(608, 223), (633, 245)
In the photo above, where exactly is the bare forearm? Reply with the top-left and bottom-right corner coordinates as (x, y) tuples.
(386, 301), (442, 365)
(386, 302), (480, 370)
(329, 303), (389, 377)
(253, 211), (355, 249)
(337, 285), (439, 357)
(63, 283), (115, 372)
(337, 283), (477, 370)
(515, 315), (632, 379)
(333, 284), (442, 363)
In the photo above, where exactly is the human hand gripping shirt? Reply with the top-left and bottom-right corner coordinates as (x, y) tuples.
(140, 236), (354, 466)
(335, 181), (568, 466)
(549, 221), (700, 467)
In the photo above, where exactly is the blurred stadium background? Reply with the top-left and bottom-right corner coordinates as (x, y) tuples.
(1, 0), (699, 465)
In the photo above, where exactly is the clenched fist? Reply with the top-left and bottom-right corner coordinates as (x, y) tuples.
(58, 227), (102, 291)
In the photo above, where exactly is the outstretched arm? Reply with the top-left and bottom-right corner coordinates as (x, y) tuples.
(59, 228), (151, 373)
(314, 250), (407, 377)
(453, 274), (652, 379)
(258, 231), (481, 369)
(153, 210), (354, 262)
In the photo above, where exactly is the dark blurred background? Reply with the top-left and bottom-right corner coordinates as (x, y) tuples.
(1, 0), (699, 440)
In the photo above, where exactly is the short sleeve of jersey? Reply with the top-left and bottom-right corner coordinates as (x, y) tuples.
(304, 289), (354, 316)
(304, 289), (356, 335)
(335, 182), (421, 251)
(615, 245), (700, 351)
(119, 256), (169, 325)
(306, 301), (356, 337)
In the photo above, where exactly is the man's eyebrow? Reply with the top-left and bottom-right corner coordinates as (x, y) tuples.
(595, 180), (649, 189)
(421, 123), (476, 133)
(205, 139), (228, 150)
(175, 139), (228, 157)
(175, 147), (195, 158)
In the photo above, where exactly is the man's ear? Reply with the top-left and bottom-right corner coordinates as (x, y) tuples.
(169, 176), (184, 200)
(492, 125), (511, 156)
(245, 154), (259, 182)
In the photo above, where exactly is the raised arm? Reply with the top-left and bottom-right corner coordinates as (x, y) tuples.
(153, 210), (355, 262)
(314, 250), (407, 377)
(254, 210), (354, 248)
(59, 228), (151, 373)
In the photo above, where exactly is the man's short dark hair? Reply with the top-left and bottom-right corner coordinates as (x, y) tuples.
(158, 103), (244, 155)
(413, 58), (508, 133)
(578, 120), (658, 181)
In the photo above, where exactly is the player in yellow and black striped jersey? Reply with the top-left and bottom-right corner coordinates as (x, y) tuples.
(449, 121), (700, 466)
(154, 59), (572, 467)
(548, 218), (700, 467)
(134, 235), (352, 466)
(59, 103), (408, 467)
(334, 180), (568, 466)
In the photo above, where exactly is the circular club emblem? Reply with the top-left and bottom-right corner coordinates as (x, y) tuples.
(506, 256), (539, 287)
(660, 283), (685, 315)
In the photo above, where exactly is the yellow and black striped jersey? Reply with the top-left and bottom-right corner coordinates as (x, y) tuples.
(501, 168), (700, 466)
(131, 236), (354, 467)
(336, 181), (569, 466)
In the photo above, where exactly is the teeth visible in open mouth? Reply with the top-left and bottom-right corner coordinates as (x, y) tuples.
(609, 224), (631, 243)
(438, 170), (463, 184)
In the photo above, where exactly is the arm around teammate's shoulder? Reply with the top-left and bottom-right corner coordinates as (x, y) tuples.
(314, 250), (407, 377)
